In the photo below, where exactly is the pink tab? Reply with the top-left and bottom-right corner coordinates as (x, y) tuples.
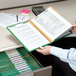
(20, 9), (30, 14)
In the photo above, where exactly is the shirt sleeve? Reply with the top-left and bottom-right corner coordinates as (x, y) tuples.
(50, 46), (76, 72)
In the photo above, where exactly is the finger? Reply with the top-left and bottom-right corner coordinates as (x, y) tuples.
(72, 23), (76, 26)
(72, 27), (76, 32)
(36, 49), (42, 53)
(40, 47), (45, 49)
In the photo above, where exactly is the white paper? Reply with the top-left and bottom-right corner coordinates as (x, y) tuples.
(9, 22), (49, 51)
(31, 7), (72, 40)
(0, 13), (30, 28)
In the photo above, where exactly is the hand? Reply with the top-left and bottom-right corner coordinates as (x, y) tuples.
(71, 23), (76, 32)
(36, 46), (52, 55)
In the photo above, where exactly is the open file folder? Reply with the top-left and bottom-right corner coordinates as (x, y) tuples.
(7, 7), (72, 52)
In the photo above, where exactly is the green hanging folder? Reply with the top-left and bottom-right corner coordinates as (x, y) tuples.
(0, 52), (19, 76)
(17, 48), (41, 70)
(0, 48), (41, 76)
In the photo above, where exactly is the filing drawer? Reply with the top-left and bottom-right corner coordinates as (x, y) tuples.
(0, 47), (52, 76)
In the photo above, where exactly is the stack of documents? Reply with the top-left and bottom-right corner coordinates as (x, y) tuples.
(0, 13), (30, 28)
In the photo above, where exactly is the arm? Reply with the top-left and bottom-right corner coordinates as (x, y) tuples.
(36, 46), (76, 71)
(50, 47), (76, 72)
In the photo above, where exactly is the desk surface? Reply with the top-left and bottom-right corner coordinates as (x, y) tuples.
(0, 0), (76, 52)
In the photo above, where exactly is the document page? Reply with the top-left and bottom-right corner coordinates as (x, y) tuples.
(8, 22), (49, 51)
(31, 7), (72, 40)
(0, 13), (30, 28)
(0, 13), (17, 27)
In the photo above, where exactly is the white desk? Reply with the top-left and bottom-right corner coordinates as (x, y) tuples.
(0, 0), (76, 52)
